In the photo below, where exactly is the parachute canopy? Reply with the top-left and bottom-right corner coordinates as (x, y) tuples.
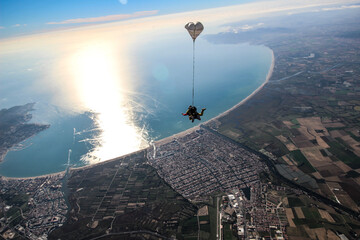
(185, 22), (204, 41)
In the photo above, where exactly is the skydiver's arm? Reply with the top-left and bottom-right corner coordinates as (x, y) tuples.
(182, 109), (190, 116)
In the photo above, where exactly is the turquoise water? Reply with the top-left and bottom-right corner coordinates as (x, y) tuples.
(0, 36), (272, 177)
(133, 39), (272, 138)
(0, 113), (96, 177)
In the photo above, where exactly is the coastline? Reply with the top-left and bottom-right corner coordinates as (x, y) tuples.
(0, 150), (10, 164)
(210, 50), (274, 121)
(1, 49), (275, 180)
(1, 171), (65, 181)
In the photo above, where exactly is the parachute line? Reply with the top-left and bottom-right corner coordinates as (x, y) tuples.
(192, 40), (195, 106)
(185, 21), (203, 107)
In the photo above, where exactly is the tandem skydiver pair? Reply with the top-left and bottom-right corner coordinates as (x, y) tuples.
(182, 22), (206, 123)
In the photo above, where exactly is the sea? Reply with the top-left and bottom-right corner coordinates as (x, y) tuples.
(0, 22), (272, 177)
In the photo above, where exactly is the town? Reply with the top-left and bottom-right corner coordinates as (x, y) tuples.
(0, 174), (67, 239)
(147, 127), (268, 202)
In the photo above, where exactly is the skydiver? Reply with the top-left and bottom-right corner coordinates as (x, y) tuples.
(182, 105), (206, 122)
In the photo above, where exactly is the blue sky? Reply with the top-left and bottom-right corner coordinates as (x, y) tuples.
(0, 0), (255, 38)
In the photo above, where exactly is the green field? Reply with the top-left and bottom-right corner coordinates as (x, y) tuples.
(292, 207), (322, 228)
(288, 197), (304, 207)
(326, 140), (360, 168)
(181, 216), (198, 238)
(223, 223), (236, 240)
(289, 150), (316, 173)
(301, 207), (321, 220)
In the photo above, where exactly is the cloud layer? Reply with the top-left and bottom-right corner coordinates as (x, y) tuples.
(322, 4), (360, 11)
(47, 10), (158, 25)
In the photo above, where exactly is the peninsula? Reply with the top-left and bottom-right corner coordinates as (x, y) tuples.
(0, 103), (50, 163)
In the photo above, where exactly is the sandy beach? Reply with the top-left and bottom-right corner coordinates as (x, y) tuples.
(1, 171), (65, 181)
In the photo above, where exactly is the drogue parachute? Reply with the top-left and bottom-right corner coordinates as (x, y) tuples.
(185, 22), (204, 41)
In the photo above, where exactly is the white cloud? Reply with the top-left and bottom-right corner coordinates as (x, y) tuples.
(0, 26), (4, 29)
(322, 4), (360, 11)
(119, 0), (128, 5)
(12, 24), (27, 27)
(241, 22), (264, 30)
(47, 10), (158, 25)
(288, 4), (360, 15)
(224, 23), (264, 33)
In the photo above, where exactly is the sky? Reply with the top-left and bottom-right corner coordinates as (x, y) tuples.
(0, 0), (257, 38)
(1, 0), (359, 39)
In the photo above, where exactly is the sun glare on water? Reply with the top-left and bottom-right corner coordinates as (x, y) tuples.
(70, 42), (148, 164)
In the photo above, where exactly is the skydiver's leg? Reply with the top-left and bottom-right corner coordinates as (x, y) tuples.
(198, 108), (206, 116)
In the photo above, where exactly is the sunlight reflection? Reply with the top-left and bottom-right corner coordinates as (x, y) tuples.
(70, 42), (148, 164)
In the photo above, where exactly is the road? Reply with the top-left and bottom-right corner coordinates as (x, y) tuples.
(86, 230), (171, 240)
(216, 196), (221, 240)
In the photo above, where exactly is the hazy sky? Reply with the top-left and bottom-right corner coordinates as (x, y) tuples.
(0, 0), (258, 38)
(1, 0), (359, 39)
